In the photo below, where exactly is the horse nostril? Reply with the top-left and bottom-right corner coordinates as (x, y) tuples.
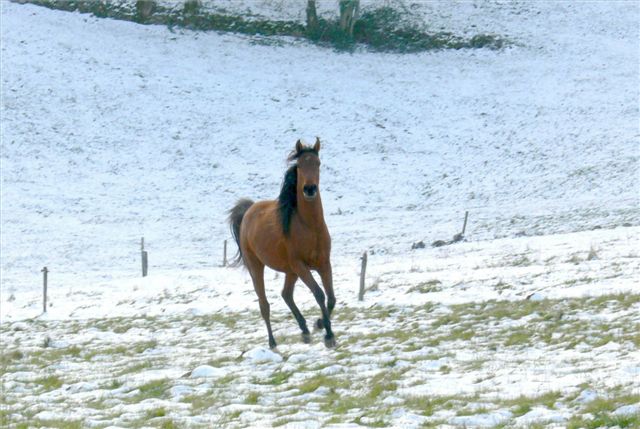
(303, 185), (317, 196)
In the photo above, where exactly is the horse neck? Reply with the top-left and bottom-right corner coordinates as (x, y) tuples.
(296, 190), (325, 229)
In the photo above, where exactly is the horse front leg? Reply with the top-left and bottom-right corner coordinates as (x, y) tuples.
(315, 263), (335, 330)
(291, 261), (336, 348)
(281, 273), (311, 343)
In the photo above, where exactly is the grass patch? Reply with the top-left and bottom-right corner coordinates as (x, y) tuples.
(116, 360), (153, 376)
(267, 370), (294, 386)
(145, 407), (166, 419)
(510, 255), (532, 266)
(504, 329), (534, 347)
(244, 391), (259, 405)
(84, 344), (129, 360)
(181, 391), (227, 413)
(403, 395), (463, 416)
(32, 419), (82, 429)
(407, 280), (442, 294)
(34, 374), (64, 391)
(3, 349), (24, 362)
(568, 409), (640, 429)
(505, 391), (562, 417)
(127, 378), (170, 402)
(297, 374), (348, 395)
(138, 379), (169, 398)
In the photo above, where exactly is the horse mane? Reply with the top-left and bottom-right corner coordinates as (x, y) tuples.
(278, 145), (319, 235)
(278, 165), (298, 236)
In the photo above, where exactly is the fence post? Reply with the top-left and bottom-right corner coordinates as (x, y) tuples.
(41, 267), (48, 313)
(462, 210), (469, 235)
(358, 251), (367, 301)
(141, 237), (148, 277)
(223, 239), (228, 267)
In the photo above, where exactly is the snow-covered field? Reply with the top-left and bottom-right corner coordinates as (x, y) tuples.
(1, 1), (639, 428)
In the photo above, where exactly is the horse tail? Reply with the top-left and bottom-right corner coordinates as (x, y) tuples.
(227, 198), (254, 267)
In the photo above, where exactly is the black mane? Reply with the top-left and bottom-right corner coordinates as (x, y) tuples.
(278, 165), (298, 236)
(278, 145), (319, 235)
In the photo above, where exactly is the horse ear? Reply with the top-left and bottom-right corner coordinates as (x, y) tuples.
(295, 139), (303, 154)
(313, 137), (321, 153)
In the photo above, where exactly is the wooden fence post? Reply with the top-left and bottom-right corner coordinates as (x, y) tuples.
(223, 239), (228, 267)
(358, 251), (367, 301)
(41, 266), (48, 313)
(462, 210), (469, 235)
(141, 237), (148, 277)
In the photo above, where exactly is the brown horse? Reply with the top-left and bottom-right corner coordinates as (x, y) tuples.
(228, 138), (336, 349)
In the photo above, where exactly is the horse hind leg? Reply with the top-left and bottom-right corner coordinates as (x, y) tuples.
(281, 273), (310, 343)
(246, 256), (276, 349)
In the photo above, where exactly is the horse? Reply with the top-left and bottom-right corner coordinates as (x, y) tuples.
(228, 138), (336, 349)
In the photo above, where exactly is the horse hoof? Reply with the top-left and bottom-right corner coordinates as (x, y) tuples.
(324, 335), (336, 348)
(315, 319), (323, 330)
(269, 339), (277, 349)
(302, 333), (311, 344)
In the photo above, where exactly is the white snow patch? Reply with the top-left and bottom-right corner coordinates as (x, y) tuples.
(244, 347), (283, 364)
(614, 404), (640, 416)
(450, 409), (513, 427)
(190, 365), (227, 378)
(169, 385), (194, 399)
(515, 407), (568, 425)
(576, 389), (599, 404)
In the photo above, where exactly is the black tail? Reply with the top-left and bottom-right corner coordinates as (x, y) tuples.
(227, 198), (254, 267)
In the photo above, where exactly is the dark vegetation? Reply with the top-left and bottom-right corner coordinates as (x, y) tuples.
(20, 0), (507, 53)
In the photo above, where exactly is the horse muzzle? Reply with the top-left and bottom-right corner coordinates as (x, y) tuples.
(303, 184), (318, 201)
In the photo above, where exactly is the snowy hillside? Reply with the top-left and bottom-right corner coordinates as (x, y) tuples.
(1, 1), (639, 428)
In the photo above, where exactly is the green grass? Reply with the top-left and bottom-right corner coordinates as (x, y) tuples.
(407, 280), (442, 294)
(505, 391), (562, 417)
(145, 407), (166, 419)
(34, 374), (64, 391)
(296, 374), (348, 395)
(116, 360), (153, 376)
(31, 419), (82, 429)
(244, 391), (260, 405)
(403, 395), (464, 416)
(267, 370), (294, 386)
(504, 329), (534, 347)
(181, 391), (227, 413)
(127, 378), (170, 402)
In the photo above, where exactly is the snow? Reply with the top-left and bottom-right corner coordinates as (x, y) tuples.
(1, 0), (639, 428)
(614, 404), (640, 416)
(244, 346), (284, 363)
(450, 410), (512, 427)
(189, 364), (227, 378)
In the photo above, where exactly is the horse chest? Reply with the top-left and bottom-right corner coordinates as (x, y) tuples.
(290, 228), (327, 267)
